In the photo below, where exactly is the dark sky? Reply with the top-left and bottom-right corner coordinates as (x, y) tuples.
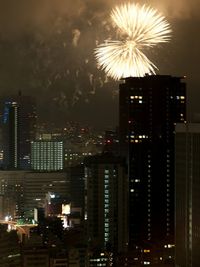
(0, 0), (199, 129)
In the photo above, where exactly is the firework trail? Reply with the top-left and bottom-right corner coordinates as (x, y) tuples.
(95, 3), (172, 80)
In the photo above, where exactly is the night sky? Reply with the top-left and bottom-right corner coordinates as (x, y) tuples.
(0, 0), (199, 129)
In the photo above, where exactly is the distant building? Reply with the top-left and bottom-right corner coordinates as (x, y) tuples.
(103, 129), (119, 154)
(84, 153), (128, 253)
(31, 140), (64, 171)
(175, 123), (200, 267)
(3, 101), (19, 169)
(0, 170), (27, 219)
(0, 171), (70, 218)
(119, 75), (186, 263)
(2, 94), (37, 169)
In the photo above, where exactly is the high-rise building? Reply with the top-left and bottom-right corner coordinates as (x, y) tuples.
(119, 75), (186, 257)
(2, 94), (37, 169)
(84, 153), (128, 253)
(175, 123), (200, 267)
(3, 101), (19, 169)
(31, 140), (64, 171)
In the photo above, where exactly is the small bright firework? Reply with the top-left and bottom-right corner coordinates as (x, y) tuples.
(95, 3), (172, 80)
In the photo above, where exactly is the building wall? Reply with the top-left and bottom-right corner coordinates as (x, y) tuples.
(85, 154), (128, 253)
(119, 76), (186, 251)
(3, 102), (19, 169)
(31, 141), (64, 171)
(175, 123), (200, 267)
(2, 95), (37, 170)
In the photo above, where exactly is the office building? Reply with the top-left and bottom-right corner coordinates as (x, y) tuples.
(2, 94), (37, 169)
(3, 101), (19, 169)
(84, 153), (128, 253)
(119, 75), (186, 257)
(0, 171), (70, 218)
(31, 140), (64, 171)
(0, 170), (27, 219)
(175, 123), (200, 267)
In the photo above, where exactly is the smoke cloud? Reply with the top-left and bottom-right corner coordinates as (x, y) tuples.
(0, 0), (198, 39)
(0, 0), (199, 127)
(148, 0), (200, 19)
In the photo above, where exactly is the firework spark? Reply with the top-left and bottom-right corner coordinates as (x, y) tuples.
(95, 3), (172, 80)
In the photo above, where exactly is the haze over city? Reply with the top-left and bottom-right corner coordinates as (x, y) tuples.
(0, 1), (200, 266)
(0, 0), (199, 128)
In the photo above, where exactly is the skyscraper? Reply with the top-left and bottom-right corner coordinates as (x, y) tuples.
(3, 101), (19, 169)
(84, 153), (128, 254)
(119, 75), (186, 258)
(175, 123), (200, 267)
(2, 94), (37, 169)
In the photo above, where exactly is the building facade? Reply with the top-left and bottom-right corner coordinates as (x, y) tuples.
(84, 153), (128, 253)
(3, 101), (19, 169)
(31, 141), (64, 171)
(175, 123), (200, 267)
(119, 75), (186, 261)
(2, 95), (37, 169)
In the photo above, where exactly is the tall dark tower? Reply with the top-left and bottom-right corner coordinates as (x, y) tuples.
(119, 75), (186, 260)
(3, 94), (37, 169)
(3, 101), (19, 169)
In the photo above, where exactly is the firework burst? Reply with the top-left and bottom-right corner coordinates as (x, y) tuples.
(95, 3), (172, 80)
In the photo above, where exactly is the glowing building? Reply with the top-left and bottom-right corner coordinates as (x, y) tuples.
(84, 153), (128, 253)
(31, 141), (64, 171)
(119, 75), (186, 260)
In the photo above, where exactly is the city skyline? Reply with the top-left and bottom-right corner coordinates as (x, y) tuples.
(0, 2), (199, 266)
(0, 1), (198, 128)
